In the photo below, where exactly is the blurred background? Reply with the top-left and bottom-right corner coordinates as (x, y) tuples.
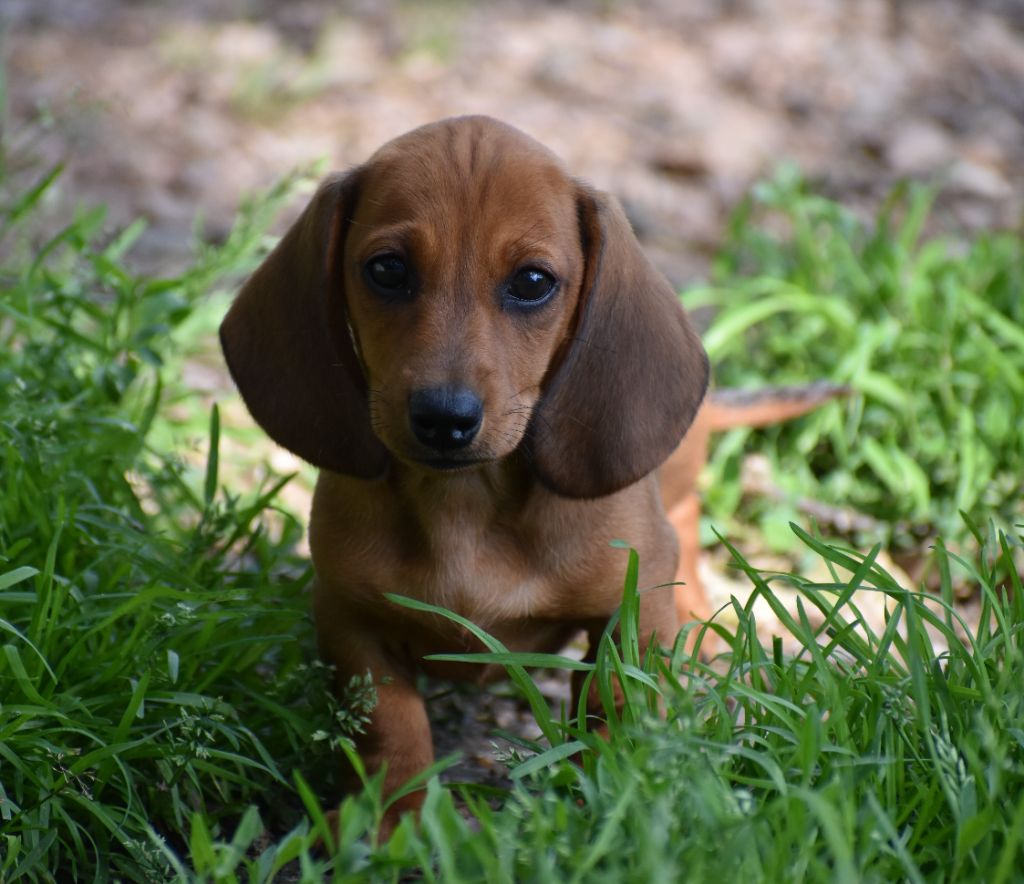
(4, 0), (1023, 284)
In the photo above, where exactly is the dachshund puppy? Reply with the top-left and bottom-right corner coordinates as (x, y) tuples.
(220, 115), (710, 829)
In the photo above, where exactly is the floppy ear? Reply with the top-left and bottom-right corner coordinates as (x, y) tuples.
(219, 173), (388, 477)
(530, 186), (709, 499)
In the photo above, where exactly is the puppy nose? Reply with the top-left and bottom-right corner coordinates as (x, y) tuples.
(409, 386), (483, 451)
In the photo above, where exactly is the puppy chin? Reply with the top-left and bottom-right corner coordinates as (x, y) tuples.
(385, 439), (492, 473)
(415, 455), (488, 472)
(401, 440), (511, 474)
(386, 427), (525, 475)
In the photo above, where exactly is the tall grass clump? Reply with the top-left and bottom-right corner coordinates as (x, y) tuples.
(196, 524), (1024, 883)
(0, 148), (343, 878)
(688, 168), (1024, 556)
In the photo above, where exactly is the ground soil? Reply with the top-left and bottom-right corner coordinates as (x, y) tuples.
(5, 0), (1022, 280)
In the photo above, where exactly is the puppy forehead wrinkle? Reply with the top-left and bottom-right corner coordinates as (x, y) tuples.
(356, 221), (434, 258)
(503, 219), (565, 263)
(367, 119), (570, 213)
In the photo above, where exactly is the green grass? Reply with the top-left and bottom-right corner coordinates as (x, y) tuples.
(1, 139), (1022, 881)
(186, 527), (1024, 882)
(688, 166), (1024, 560)
(0, 158), (345, 879)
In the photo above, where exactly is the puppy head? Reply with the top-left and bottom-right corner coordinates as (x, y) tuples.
(341, 118), (584, 474)
(221, 115), (708, 497)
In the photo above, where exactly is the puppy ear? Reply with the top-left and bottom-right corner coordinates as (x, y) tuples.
(219, 173), (388, 477)
(531, 186), (709, 499)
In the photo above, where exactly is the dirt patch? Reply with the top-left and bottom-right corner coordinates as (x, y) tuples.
(5, 0), (1022, 281)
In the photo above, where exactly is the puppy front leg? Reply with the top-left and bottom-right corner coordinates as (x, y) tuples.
(314, 611), (432, 836)
(353, 669), (433, 822)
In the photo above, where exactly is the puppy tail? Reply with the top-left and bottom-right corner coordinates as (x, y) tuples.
(704, 381), (850, 431)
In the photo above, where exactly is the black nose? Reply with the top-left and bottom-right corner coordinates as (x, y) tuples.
(409, 386), (483, 452)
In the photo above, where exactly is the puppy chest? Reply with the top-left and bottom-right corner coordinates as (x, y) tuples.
(315, 507), (563, 623)
(389, 526), (551, 624)
(309, 475), (657, 625)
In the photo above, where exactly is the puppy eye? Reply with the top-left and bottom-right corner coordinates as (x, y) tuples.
(508, 267), (557, 305)
(366, 255), (410, 293)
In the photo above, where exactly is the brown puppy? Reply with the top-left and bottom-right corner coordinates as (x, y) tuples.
(220, 116), (709, 829)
